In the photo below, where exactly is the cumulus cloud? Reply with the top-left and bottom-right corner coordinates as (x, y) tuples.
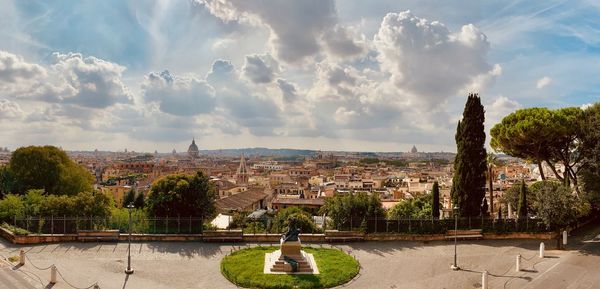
(0, 51), (46, 81)
(373, 11), (498, 104)
(205, 59), (283, 136)
(0, 50), (132, 109)
(49, 52), (133, 108)
(142, 70), (216, 116)
(0, 99), (24, 119)
(536, 76), (552, 89)
(242, 53), (280, 83)
(198, 0), (363, 63)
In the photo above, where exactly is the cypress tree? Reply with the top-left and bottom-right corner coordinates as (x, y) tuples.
(432, 181), (440, 219)
(123, 189), (135, 208)
(451, 93), (488, 216)
(517, 180), (528, 218)
(134, 192), (145, 209)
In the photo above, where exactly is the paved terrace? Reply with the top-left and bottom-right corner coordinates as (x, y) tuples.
(0, 223), (599, 289)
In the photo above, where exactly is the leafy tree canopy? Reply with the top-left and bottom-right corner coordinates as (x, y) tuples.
(531, 181), (578, 230)
(146, 171), (217, 218)
(320, 192), (385, 228)
(271, 207), (318, 233)
(388, 193), (432, 219)
(5, 146), (94, 195)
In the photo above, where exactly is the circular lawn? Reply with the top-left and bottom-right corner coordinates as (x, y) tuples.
(221, 246), (359, 289)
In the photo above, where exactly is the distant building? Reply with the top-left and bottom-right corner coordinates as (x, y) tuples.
(411, 145), (418, 153)
(236, 154), (249, 184)
(187, 139), (199, 159)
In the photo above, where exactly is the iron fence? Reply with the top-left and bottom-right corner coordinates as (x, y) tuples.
(332, 216), (551, 234)
(3, 215), (560, 235)
(6, 216), (205, 235)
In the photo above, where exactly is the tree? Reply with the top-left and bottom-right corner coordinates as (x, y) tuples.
(532, 181), (577, 247)
(134, 192), (145, 209)
(388, 194), (432, 219)
(491, 108), (554, 180)
(272, 207), (318, 233)
(490, 108), (584, 185)
(503, 181), (540, 216)
(0, 166), (14, 197)
(580, 103), (600, 210)
(6, 146), (93, 195)
(517, 180), (528, 218)
(451, 94), (487, 217)
(432, 181), (440, 219)
(122, 189), (135, 208)
(486, 153), (503, 215)
(320, 192), (385, 229)
(146, 171), (217, 218)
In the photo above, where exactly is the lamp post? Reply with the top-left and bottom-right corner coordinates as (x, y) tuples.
(125, 203), (134, 274)
(451, 205), (460, 271)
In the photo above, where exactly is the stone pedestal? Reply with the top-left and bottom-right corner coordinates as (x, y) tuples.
(265, 238), (318, 274)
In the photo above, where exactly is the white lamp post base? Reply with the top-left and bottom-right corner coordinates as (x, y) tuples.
(125, 268), (134, 274)
(451, 265), (460, 271)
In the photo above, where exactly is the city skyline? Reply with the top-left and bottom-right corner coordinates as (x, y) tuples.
(1, 0), (598, 153)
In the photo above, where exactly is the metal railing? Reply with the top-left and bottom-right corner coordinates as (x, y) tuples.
(8, 216), (205, 235)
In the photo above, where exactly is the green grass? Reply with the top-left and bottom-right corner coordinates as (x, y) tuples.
(221, 246), (359, 289)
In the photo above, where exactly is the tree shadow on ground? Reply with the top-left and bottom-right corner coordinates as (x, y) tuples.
(145, 241), (225, 258)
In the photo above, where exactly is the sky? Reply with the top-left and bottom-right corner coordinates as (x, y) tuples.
(0, 0), (599, 153)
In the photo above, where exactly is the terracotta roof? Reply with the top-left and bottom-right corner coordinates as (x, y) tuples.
(216, 188), (269, 211)
(272, 197), (325, 206)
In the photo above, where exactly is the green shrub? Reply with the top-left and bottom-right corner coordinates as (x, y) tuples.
(1, 222), (29, 236)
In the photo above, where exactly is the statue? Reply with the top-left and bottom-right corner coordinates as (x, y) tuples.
(266, 216), (318, 274)
(282, 217), (301, 242)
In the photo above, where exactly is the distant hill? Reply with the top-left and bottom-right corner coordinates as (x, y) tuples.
(199, 148), (316, 157)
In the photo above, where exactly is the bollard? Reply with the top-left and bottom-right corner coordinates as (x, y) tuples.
(539, 242), (545, 258)
(516, 254), (521, 272)
(50, 265), (57, 284)
(482, 270), (488, 289)
(93, 285), (100, 289)
(19, 250), (25, 266)
(562, 230), (568, 245)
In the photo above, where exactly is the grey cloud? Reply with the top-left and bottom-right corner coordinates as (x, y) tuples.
(200, 0), (363, 63)
(242, 54), (280, 83)
(323, 25), (365, 57)
(276, 79), (297, 102)
(143, 70), (216, 116)
(206, 59), (235, 84)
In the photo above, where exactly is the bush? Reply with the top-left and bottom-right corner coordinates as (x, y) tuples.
(0, 194), (24, 220)
(1, 222), (29, 236)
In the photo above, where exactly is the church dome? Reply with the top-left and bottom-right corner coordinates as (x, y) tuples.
(188, 139), (199, 158)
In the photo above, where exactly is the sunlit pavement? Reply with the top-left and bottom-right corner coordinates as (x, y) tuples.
(0, 223), (598, 289)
